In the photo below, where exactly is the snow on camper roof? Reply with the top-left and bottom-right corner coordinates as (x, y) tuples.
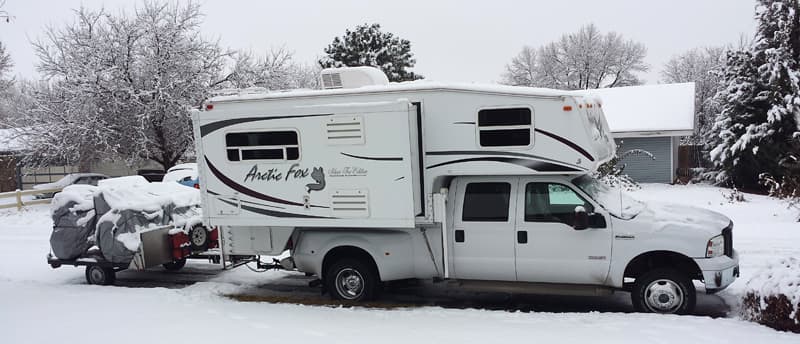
(207, 80), (574, 103)
(583, 82), (696, 137)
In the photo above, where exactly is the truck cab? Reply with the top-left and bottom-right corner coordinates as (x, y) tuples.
(446, 173), (739, 314)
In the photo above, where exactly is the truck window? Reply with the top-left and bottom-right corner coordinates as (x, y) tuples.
(524, 183), (593, 226)
(462, 182), (511, 222)
(225, 131), (300, 162)
(477, 108), (532, 147)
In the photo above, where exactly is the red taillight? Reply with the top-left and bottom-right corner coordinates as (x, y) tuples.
(205, 104), (214, 111)
(193, 183), (199, 189)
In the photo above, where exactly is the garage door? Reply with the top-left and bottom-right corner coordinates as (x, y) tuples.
(614, 137), (672, 183)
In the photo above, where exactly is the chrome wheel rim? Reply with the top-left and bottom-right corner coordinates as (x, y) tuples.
(190, 228), (207, 246)
(89, 268), (105, 283)
(644, 279), (684, 313)
(335, 268), (364, 300)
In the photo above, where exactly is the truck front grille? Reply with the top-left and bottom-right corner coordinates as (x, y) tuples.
(722, 222), (733, 258)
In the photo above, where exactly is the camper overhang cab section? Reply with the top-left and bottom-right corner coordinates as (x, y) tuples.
(190, 67), (738, 315)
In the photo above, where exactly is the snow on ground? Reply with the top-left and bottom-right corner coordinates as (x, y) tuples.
(0, 184), (798, 343)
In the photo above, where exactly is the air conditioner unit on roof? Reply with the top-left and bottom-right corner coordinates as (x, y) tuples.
(320, 66), (390, 90)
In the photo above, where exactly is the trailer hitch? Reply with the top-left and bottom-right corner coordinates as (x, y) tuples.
(255, 258), (284, 270)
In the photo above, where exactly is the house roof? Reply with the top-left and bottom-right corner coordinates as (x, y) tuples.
(584, 82), (696, 137)
(0, 128), (26, 153)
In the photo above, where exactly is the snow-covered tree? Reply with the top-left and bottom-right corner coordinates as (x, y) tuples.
(661, 47), (725, 146)
(709, 0), (800, 191)
(219, 47), (320, 90)
(502, 24), (648, 90)
(319, 23), (422, 82)
(501, 46), (538, 87)
(0, 41), (12, 93)
(19, 2), (229, 171)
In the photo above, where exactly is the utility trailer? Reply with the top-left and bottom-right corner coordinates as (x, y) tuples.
(192, 67), (739, 315)
(47, 225), (221, 285)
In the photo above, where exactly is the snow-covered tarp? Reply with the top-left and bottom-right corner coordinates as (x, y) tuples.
(49, 185), (98, 259)
(49, 178), (202, 263)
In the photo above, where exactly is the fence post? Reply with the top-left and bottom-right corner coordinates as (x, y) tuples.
(15, 189), (22, 210)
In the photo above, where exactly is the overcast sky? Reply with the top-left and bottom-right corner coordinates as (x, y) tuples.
(0, 0), (757, 84)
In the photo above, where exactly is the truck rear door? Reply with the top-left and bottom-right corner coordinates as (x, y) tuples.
(450, 177), (518, 281)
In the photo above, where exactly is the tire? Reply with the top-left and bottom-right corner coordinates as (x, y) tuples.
(85, 265), (116, 285)
(324, 258), (378, 302)
(631, 268), (696, 315)
(188, 225), (209, 251)
(162, 258), (187, 271)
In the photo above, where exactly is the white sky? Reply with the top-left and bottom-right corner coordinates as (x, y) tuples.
(0, 0), (757, 84)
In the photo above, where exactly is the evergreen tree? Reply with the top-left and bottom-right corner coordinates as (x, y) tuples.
(710, 0), (800, 191)
(319, 23), (422, 82)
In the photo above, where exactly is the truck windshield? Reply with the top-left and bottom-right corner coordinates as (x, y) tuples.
(571, 175), (644, 220)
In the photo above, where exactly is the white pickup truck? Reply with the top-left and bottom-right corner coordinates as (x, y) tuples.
(193, 67), (738, 315)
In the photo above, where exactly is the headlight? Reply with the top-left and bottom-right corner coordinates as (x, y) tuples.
(706, 235), (724, 258)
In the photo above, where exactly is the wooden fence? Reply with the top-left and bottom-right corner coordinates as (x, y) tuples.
(0, 187), (63, 210)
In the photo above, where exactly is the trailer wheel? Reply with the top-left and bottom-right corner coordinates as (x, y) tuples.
(85, 266), (116, 285)
(162, 258), (187, 271)
(631, 268), (695, 315)
(325, 258), (378, 302)
(188, 225), (209, 251)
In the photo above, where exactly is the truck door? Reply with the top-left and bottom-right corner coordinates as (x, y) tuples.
(513, 178), (612, 284)
(451, 177), (518, 281)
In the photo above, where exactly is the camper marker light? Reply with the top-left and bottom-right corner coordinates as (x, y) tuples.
(563, 105), (573, 111)
(205, 104), (214, 111)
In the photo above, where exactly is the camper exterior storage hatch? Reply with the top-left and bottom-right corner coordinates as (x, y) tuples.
(191, 67), (738, 315)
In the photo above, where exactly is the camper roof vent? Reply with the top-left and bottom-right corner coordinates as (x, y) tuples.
(320, 66), (389, 90)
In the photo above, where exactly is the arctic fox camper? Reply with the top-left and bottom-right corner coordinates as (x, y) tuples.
(191, 67), (738, 314)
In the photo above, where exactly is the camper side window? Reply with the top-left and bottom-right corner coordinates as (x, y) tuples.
(477, 108), (532, 147)
(225, 131), (300, 162)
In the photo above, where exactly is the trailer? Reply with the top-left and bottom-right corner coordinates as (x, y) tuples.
(47, 224), (221, 285)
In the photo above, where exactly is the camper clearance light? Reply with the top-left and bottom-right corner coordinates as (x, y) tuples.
(205, 104), (214, 111)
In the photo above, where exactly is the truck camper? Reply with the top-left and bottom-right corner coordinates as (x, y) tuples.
(191, 67), (738, 314)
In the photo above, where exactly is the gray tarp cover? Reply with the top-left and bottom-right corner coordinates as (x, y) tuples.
(94, 194), (199, 263)
(50, 181), (201, 263)
(49, 200), (96, 260)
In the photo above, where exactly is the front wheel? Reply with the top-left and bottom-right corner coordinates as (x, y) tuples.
(631, 268), (696, 315)
(324, 258), (378, 302)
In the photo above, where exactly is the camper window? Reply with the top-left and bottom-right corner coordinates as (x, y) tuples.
(477, 108), (532, 147)
(225, 131), (300, 162)
(462, 182), (511, 222)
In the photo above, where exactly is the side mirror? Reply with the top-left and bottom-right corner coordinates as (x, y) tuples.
(573, 206), (589, 230)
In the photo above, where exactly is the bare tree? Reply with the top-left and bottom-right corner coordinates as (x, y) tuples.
(501, 46), (537, 86)
(17, 2), (229, 171)
(661, 47), (725, 146)
(502, 24), (648, 90)
(0, 41), (12, 92)
(219, 47), (320, 90)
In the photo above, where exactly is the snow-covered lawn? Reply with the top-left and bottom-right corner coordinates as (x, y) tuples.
(1, 184), (798, 343)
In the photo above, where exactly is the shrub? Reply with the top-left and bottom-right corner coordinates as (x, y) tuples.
(741, 257), (800, 333)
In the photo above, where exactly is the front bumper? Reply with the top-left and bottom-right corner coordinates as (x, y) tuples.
(694, 250), (740, 293)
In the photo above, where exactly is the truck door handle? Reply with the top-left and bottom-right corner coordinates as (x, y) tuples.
(455, 230), (464, 243)
(517, 231), (528, 244)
